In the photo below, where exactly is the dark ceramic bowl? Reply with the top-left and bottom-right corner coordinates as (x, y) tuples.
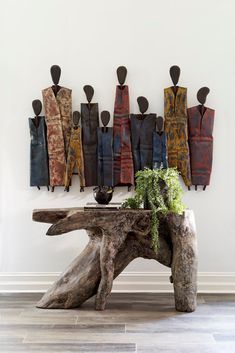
(93, 187), (113, 205)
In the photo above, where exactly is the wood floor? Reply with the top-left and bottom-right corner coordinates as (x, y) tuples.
(0, 293), (235, 353)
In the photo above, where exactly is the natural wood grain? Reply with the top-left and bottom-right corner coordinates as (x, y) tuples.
(32, 208), (197, 312)
(1, 294), (235, 353)
(33, 208), (83, 224)
(0, 342), (136, 352)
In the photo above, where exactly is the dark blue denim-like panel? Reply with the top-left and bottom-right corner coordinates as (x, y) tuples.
(130, 113), (156, 173)
(97, 127), (113, 187)
(152, 131), (168, 169)
(29, 117), (49, 187)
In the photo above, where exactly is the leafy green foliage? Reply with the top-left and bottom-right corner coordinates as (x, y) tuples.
(122, 168), (186, 252)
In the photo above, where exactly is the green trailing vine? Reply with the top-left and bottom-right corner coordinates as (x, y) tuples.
(122, 168), (186, 252)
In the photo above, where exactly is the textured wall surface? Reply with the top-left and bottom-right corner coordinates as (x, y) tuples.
(0, 0), (234, 277)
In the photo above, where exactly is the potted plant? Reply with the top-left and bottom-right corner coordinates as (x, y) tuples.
(122, 168), (186, 251)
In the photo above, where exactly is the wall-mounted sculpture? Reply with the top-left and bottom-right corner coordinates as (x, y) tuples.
(152, 116), (168, 169)
(187, 87), (215, 190)
(64, 111), (85, 192)
(42, 65), (72, 191)
(29, 100), (49, 190)
(130, 96), (156, 174)
(113, 66), (134, 189)
(81, 85), (99, 187)
(97, 111), (113, 187)
(164, 65), (191, 189)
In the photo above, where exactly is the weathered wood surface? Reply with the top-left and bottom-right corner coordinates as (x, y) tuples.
(1, 293), (235, 353)
(32, 208), (197, 312)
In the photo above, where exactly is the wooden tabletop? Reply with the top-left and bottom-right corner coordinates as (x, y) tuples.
(32, 208), (154, 224)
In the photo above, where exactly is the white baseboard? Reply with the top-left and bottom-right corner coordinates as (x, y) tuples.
(0, 272), (235, 293)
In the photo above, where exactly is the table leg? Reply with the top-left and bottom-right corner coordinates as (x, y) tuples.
(170, 211), (198, 312)
(95, 229), (127, 310)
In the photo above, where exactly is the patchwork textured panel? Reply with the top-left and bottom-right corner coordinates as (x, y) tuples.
(113, 85), (134, 186)
(188, 106), (215, 186)
(164, 86), (191, 187)
(42, 87), (72, 186)
(81, 103), (99, 187)
(64, 127), (85, 188)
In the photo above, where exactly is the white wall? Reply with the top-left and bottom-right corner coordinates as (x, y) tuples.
(0, 0), (235, 287)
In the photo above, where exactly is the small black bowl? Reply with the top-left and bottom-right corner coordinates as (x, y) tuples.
(93, 186), (113, 205)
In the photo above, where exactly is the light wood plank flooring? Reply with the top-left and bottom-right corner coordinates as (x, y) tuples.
(0, 293), (235, 352)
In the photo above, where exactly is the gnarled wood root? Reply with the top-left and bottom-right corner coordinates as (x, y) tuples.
(33, 209), (197, 312)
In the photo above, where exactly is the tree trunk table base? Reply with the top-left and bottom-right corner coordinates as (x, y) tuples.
(32, 209), (198, 312)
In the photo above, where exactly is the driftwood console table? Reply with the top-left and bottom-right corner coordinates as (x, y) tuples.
(33, 208), (198, 312)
